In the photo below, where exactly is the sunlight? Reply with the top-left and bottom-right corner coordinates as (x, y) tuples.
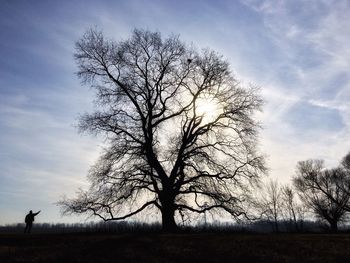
(196, 97), (221, 124)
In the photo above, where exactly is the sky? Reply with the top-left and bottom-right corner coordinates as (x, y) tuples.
(1, 0), (350, 225)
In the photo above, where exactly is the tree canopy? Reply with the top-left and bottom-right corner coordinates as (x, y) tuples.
(293, 159), (350, 231)
(60, 29), (266, 231)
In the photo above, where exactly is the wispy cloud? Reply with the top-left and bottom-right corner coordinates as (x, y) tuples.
(241, 0), (350, 178)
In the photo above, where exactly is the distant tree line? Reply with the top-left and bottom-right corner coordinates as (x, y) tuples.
(0, 221), (162, 234)
(1, 219), (345, 234)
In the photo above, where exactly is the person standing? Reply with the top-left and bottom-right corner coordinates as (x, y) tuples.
(24, 210), (40, 233)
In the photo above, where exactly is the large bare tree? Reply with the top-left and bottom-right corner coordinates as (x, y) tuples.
(60, 29), (266, 231)
(314, 152), (350, 212)
(293, 160), (349, 232)
(338, 152), (350, 205)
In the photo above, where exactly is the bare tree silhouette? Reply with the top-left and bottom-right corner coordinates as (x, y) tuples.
(257, 180), (282, 232)
(281, 185), (306, 232)
(293, 160), (349, 232)
(337, 152), (350, 206)
(59, 29), (266, 231)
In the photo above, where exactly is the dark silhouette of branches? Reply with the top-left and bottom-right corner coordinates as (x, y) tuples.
(281, 185), (306, 232)
(293, 160), (349, 232)
(255, 180), (282, 232)
(59, 28), (266, 231)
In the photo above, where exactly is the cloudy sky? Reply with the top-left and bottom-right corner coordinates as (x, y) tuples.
(1, 0), (350, 224)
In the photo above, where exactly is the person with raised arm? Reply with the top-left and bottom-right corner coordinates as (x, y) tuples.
(24, 210), (41, 233)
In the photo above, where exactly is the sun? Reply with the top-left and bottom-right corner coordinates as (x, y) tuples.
(196, 97), (220, 124)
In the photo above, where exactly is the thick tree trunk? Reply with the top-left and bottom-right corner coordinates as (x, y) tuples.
(160, 193), (178, 232)
(161, 207), (177, 232)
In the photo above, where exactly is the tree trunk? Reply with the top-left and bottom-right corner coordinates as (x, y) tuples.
(330, 221), (338, 232)
(161, 205), (177, 232)
(160, 191), (178, 232)
(291, 209), (299, 232)
(274, 219), (279, 233)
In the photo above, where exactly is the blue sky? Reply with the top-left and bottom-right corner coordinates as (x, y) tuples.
(1, 0), (350, 224)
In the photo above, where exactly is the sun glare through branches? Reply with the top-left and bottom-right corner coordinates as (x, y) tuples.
(195, 97), (221, 124)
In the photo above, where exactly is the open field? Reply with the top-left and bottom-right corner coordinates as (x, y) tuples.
(1, 232), (350, 263)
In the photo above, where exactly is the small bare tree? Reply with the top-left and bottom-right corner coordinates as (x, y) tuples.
(281, 185), (306, 232)
(293, 160), (349, 232)
(257, 180), (282, 232)
(59, 29), (266, 231)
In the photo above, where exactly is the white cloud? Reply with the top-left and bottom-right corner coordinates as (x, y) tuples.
(239, 0), (350, 183)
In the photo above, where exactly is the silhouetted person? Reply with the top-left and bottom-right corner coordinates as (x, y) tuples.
(24, 210), (40, 233)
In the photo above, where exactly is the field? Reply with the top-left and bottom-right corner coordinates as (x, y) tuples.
(1, 232), (350, 262)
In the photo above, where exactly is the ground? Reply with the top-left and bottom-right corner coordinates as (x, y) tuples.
(1, 232), (350, 262)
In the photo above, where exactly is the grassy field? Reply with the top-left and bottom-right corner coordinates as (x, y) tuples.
(1, 232), (350, 262)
